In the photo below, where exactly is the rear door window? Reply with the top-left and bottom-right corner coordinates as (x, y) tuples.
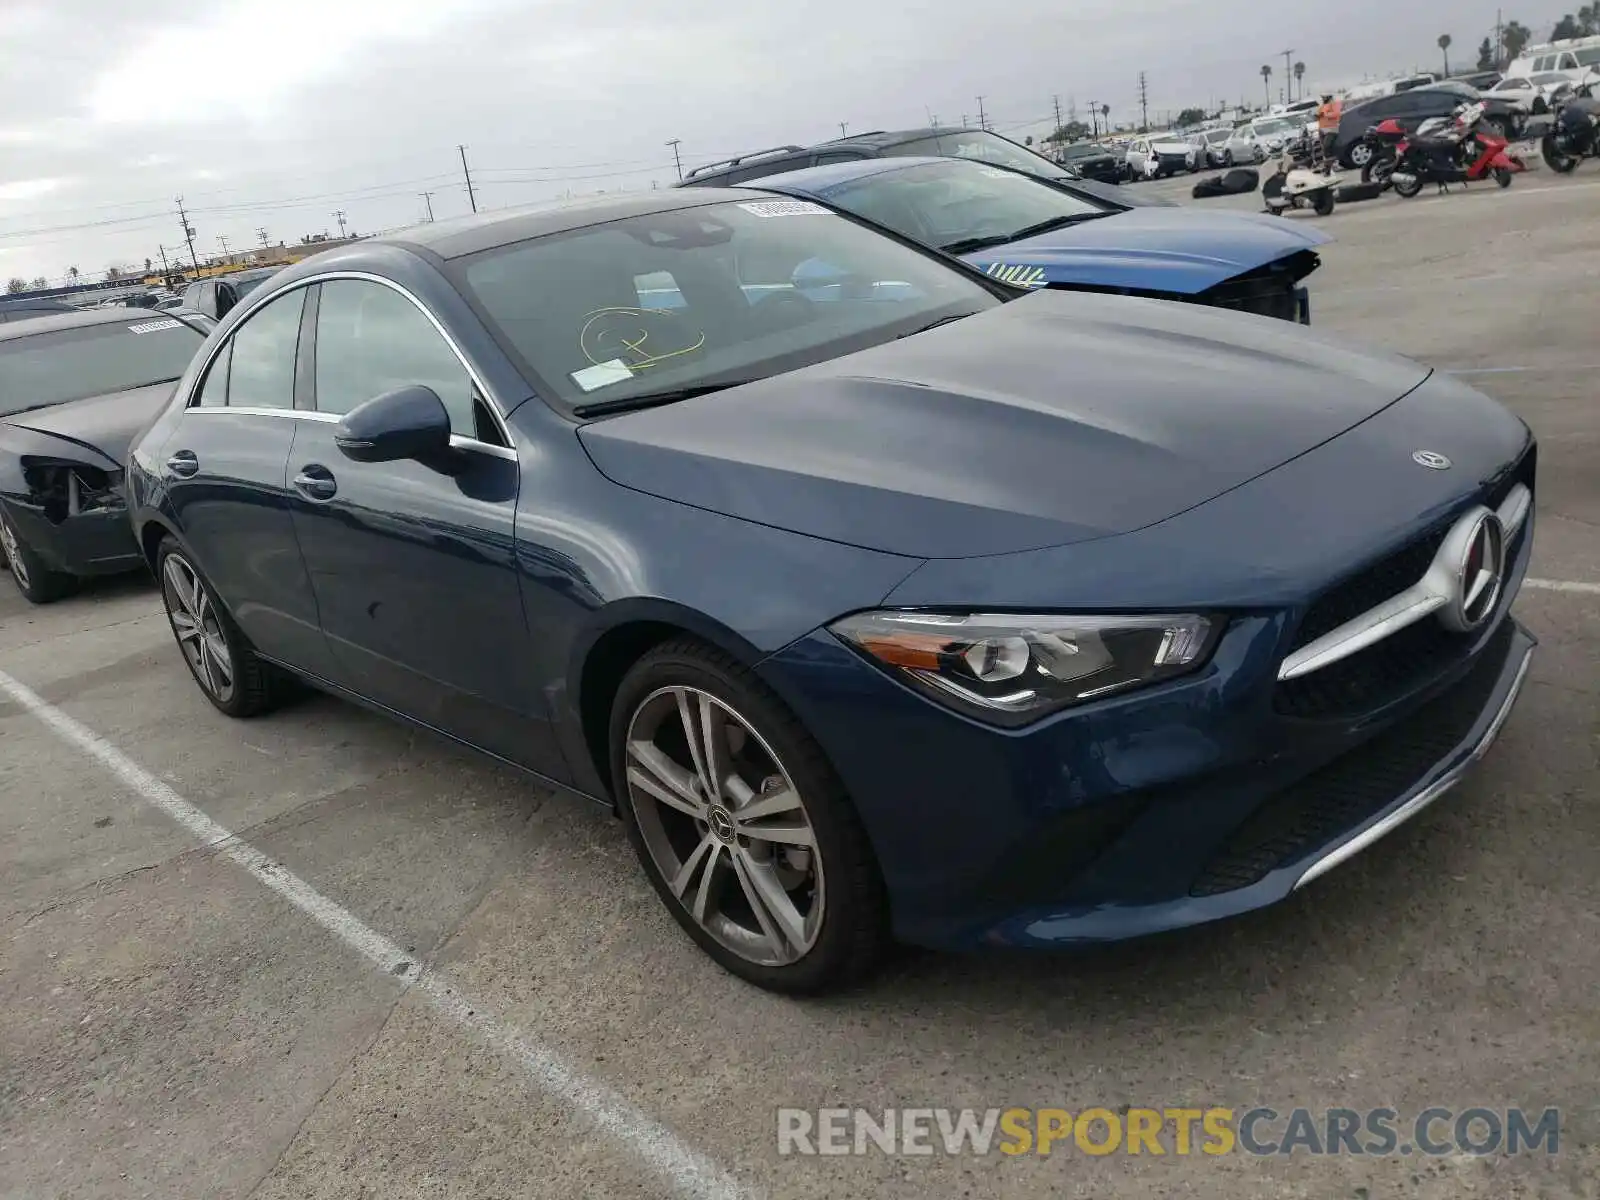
(225, 289), (304, 410)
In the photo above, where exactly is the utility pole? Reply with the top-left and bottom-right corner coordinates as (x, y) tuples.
(1052, 94), (1064, 137)
(1137, 72), (1149, 132)
(458, 144), (477, 213)
(839, 121), (849, 137)
(420, 192), (435, 221)
(1088, 101), (1098, 138)
(961, 112), (969, 128)
(1281, 48), (1295, 100)
(665, 138), (683, 182)
(216, 234), (230, 259)
(976, 95), (989, 131)
(333, 210), (348, 239)
(156, 245), (171, 280)
(257, 227), (269, 249)
(1496, 8), (1504, 65)
(175, 196), (200, 275)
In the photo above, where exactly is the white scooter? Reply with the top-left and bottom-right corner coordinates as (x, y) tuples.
(1262, 138), (1342, 217)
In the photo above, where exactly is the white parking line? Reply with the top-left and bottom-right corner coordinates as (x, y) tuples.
(1525, 577), (1600, 594)
(0, 667), (757, 1200)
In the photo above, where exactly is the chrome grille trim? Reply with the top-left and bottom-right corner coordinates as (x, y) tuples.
(1277, 483), (1531, 682)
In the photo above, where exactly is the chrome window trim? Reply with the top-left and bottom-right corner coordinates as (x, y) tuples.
(1292, 638), (1533, 890)
(185, 405), (517, 460)
(1277, 483), (1532, 682)
(181, 270), (516, 452)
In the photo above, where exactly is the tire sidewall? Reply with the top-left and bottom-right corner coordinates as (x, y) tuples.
(608, 643), (884, 993)
(0, 510), (75, 604)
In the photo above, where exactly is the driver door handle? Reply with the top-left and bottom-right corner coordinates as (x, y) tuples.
(292, 464), (338, 501)
(166, 450), (199, 478)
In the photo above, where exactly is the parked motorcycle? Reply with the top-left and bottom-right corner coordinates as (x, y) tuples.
(1262, 136), (1340, 217)
(1388, 102), (1526, 197)
(1542, 81), (1600, 172)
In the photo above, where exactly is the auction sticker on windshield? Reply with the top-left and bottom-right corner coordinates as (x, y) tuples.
(127, 319), (183, 334)
(571, 358), (635, 392)
(737, 200), (831, 218)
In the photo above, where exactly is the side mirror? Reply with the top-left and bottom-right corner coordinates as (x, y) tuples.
(335, 385), (453, 463)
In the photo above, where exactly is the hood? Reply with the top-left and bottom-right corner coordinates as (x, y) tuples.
(577, 290), (1431, 560)
(1148, 140), (1193, 153)
(960, 207), (1330, 295)
(1, 381), (177, 466)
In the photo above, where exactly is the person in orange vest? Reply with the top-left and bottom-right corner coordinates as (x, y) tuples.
(1316, 92), (1344, 169)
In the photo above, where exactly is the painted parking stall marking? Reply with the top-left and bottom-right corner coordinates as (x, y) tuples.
(0, 665), (758, 1200)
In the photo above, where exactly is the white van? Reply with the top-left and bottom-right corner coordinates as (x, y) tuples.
(1508, 36), (1600, 83)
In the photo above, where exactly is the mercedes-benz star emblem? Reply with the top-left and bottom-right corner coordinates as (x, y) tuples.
(707, 805), (738, 845)
(1413, 450), (1452, 470)
(1439, 511), (1507, 632)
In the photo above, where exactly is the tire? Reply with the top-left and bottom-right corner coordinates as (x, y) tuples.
(0, 509), (77, 604)
(1312, 188), (1336, 216)
(1361, 155), (1396, 187)
(1543, 133), (1580, 173)
(1494, 166), (1514, 188)
(155, 537), (283, 718)
(1393, 171), (1424, 198)
(609, 637), (890, 994)
(1222, 149), (1234, 167)
(1346, 141), (1374, 169)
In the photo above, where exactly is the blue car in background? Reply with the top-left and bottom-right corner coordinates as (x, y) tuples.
(753, 156), (1331, 323)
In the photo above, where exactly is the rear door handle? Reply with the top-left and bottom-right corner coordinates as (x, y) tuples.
(166, 450), (199, 478)
(292, 464), (338, 501)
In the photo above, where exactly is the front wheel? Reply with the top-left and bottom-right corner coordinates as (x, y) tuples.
(1494, 165), (1514, 188)
(1361, 155), (1396, 187)
(1393, 171), (1424, 198)
(0, 510), (77, 604)
(611, 639), (890, 994)
(1312, 188), (1336, 216)
(1222, 149), (1235, 167)
(1346, 141), (1374, 169)
(1543, 133), (1580, 173)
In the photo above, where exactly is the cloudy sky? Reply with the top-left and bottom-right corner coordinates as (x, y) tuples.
(0, 0), (1553, 286)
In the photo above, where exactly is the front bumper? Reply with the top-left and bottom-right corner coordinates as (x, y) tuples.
(763, 613), (1534, 951)
(2, 492), (142, 577)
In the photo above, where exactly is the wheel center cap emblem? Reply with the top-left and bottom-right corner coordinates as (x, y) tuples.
(707, 805), (737, 844)
(1413, 450), (1452, 470)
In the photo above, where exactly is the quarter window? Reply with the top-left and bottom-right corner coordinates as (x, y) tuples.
(194, 342), (233, 407)
(221, 288), (304, 409)
(313, 280), (482, 439)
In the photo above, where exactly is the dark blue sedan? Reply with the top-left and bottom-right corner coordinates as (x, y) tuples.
(127, 191), (1535, 993)
(753, 156), (1330, 322)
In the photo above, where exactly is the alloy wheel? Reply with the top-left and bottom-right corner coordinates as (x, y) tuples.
(0, 516), (29, 589)
(624, 686), (824, 967)
(162, 553), (235, 702)
(1348, 142), (1373, 167)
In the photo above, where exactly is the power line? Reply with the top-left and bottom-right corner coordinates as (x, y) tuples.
(458, 145), (477, 213)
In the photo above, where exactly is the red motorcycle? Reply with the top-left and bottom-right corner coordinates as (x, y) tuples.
(1373, 102), (1525, 197)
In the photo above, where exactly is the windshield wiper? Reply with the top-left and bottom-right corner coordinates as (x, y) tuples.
(572, 379), (755, 418)
(895, 312), (982, 339)
(941, 212), (1110, 256)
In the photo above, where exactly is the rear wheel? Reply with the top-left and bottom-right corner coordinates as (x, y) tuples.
(1361, 155), (1396, 186)
(1393, 171), (1424, 198)
(156, 539), (283, 717)
(611, 638), (890, 994)
(1346, 141), (1374, 169)
(0, 510), (77, 604)
(1494, 166), (1514, 188)
(1543, 132), (1581, 172)
(1312, 188), (1336, 216)
(1222, 149), (1235, 167)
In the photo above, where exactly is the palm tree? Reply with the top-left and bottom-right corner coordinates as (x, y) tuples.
(1261, 64), (1272, 108)
(1438, 33), (1452, 77)
(1293, 61), (1306, 99)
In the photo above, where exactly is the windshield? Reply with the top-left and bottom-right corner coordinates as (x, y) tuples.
(1062, 143), (1106, 158)
(458, 198), (1001, 413)
(880, 130), (1073, 181)
(819, 159), (1108, 254)
(232, 273), (274, 299)
(1251, 119), (1298, 137)
(0, 318), (203, 415)
(1531, 72), (1569, 85)
(1206, 130), (1232, 142)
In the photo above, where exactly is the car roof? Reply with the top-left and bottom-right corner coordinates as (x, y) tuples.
(0, 305), (187, 344)
(752, 156), (944, 193)
(369, 188), (786, 260)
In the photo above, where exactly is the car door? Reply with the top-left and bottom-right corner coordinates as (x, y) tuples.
(283, 276), (559, 774)
(159, 284), (332, 675)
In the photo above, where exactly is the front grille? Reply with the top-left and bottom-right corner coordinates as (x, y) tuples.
(1274, 447), (1534, 719)
(1192, 620), (1515, 896)
(1199, 251), (1321, 321)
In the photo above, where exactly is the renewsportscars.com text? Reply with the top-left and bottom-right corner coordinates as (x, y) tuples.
(777, 1106), (1561, 1158)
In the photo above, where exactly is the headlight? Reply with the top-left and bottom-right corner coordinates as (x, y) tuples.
(828, 611), (1218, 726)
